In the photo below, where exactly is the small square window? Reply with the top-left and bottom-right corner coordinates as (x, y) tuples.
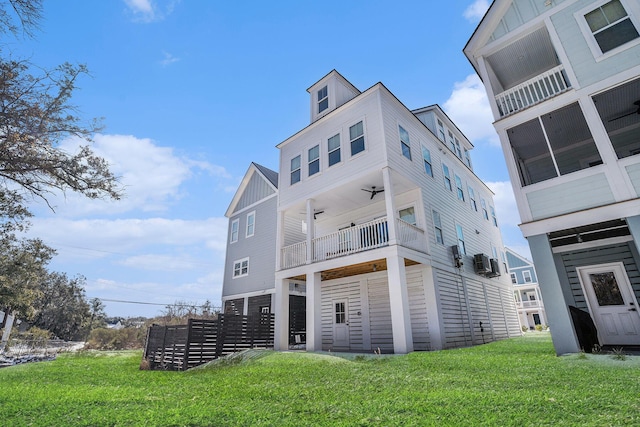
(233, 258), (249, 278)
(399, 206), (416, 226)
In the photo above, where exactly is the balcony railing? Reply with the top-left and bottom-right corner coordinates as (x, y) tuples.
(280, 217), (426, 269)
(495, 65), (571, 118)
(516, 300), (543, 309)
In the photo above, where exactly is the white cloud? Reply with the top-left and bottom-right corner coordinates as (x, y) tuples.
(160, 51), (180, 67)
(463, 0), (490, 23)
(443, 74), (500, 147)
(49, 134), (229, 216)
(123, 0), (180, 23)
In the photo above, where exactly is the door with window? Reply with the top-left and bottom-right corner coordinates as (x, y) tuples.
(333, 300), (350, 348)
(577, 262), (640, 346)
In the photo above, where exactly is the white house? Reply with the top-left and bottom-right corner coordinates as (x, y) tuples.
(271, 70), (520, 354)
(465, 0), (640, 354)
(506, 247), (547, 329)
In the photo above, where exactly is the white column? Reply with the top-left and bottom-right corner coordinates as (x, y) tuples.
(306, 199), (315, 264)
(382, 167), (397, 244)
(306, 271), (322, 351)
(275, 210), (285, 271)
(274, 278), (290, 351)
(386, 254), (413, 353)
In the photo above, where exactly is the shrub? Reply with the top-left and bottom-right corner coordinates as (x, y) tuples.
(84, 327), (145, 350)
(535, 324), (543, 331)
(521, 325), (528, 332)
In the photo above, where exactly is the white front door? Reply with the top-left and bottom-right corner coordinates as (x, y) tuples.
(577, 263), (640, 346)
(333, 300), (350, 348)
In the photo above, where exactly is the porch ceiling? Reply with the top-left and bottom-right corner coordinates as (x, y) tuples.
(287, 258), (420, 282)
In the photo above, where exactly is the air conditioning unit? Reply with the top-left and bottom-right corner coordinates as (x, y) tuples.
(451, 245), (463, 268)
(488, 258), (501, 278)
(473, 254), (491, 275)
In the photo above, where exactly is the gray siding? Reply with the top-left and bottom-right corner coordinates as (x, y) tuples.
(559, 243), (640, 310)
(234, 172), (276, 213)
(489, 0), (568, 43)
(367, 275), (394, 353)
(407, 268), (430, 351)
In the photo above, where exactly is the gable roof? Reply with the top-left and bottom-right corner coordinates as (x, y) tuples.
(225, 162), (278, 217)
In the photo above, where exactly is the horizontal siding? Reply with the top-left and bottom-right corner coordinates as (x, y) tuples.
(407, 269), (430, 351)
(367, 276), (394, 353)
(321, 281), (363, 351)
(436, 270), (472, 349)
(526, 173), (614, 220)
(234, 172), (275, 213)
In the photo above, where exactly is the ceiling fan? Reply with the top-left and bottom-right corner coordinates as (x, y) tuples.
(362, 186), (384, 200)
(608, 100), (640, 122)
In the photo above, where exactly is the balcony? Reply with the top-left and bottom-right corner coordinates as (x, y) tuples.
(516, 300), (543, 310)
(495, 65), (571, 118)
(280, 217), (426, 270)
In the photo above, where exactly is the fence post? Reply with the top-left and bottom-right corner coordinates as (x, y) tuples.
(184, 319), (193, 371)
(215, 314), (225, 357)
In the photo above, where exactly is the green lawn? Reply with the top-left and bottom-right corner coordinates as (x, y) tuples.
(0, 333), (638, 426)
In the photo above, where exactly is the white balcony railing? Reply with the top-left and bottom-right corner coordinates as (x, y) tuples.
(495, 65), (570, 118)
(280, 217), (426, 269)
(516, 300), (543, 309)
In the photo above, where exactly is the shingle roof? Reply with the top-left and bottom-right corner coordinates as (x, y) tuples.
(252, 162), (278, 189)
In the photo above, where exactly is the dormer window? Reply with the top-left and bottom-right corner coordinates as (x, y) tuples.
(584, 0), (639, 54)
(318, 86), (328, 114)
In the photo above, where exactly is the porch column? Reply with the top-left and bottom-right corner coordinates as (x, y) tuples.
(422, 265), (443, 350)
(274, 277), (290, 351)
(528, 234), (580, 355)
(275, 210), (285, 271)
(306, 199), (315, 264)
(306, 271), (322, 351)
(386, 254), (413, 353)
(382, 167), (397, 245)
(627, 215), (640, 260)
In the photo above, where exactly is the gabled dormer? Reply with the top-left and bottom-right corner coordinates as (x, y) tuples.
(307, 70), (360, 123)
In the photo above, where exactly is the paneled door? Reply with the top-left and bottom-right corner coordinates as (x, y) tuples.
(577, 263), (640, 346)
(333, 300), (350, 348)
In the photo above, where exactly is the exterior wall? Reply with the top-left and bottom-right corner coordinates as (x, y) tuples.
(233, 172), (276, 213)
(489, 0), (569, 43)
(223, 192), (277, 297)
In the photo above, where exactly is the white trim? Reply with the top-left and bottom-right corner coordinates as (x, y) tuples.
(551, 235), (633, 253)
(222, 289), (275, 302)
(245, 211), (256, 238)
(232, 257), (250, 278)
(230, 218), (239, 243)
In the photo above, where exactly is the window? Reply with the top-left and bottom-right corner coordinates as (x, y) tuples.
(399, 207), (416, 226)
(290, 155), (301, 185)
(523, 270), (532, 283)
(350, 121), (365, 156)
(318, 85), (328, 113)
(308, 145), (320, 176)
(442, 163), (452, 191)
(447, 130), (456, 153)
(230, 219), (239, 243)
(455, 174), (465, 201)
(456, 224), (466, 255)
(421, 145), (433, 176)
(507, 103), (601, 186)
(510, 273), (517, 284)
(584, 0), (639, 54)
(432, 210), (444, 245)
(468, 186), (478, 211)
(335, 302), (346, 324)
(490, 205), (498, 227)
(455, 138), (462, 158)
(246, 212), (255, 237)
(491, 245), (498, 259)
(437, 119), (446, 142)
(233, 258), (249, 278)
(328, 134), (341, 166)
(464, 148), (472, 169)
(399, 125), (411, 160)
(481, 198), (489, 220)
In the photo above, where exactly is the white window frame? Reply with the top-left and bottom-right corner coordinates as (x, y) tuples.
(349, 120), (366, 157)
(481, 198), (489, 221)
(510, 273), (517, 284)
(455, 174), (465, 201)
(399, 125), (412, 160)
(398, 206), (416, 226)
(447, 130), (456, 153)
(523, 270), (532, 283)
(456, 224), (466, 255)
(291, 155), (301, 185)
(468, 186), (478, 211)
(464, 148), (472, 169)
(575, 0), (640, 61)
(328, 133), (341, 167)
(490, 205), (498, 227)
(421, 145), (433, 177)
(308, 144), (320, 177)
(246, 211), (255, 238)
(230, 218), (239, 243)
(233, 257), (249, 278)
(318, 85), (329, 114)
(455, 138), (462, 158)
(442, 163), (452, 191)
(437, 119), (446, 142)
(432, 210), (444, 245)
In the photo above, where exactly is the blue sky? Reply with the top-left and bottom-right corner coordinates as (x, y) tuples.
(12, 0), (528, 318)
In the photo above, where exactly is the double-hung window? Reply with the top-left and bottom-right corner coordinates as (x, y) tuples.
(233, 258), (249, 278)
(481, 198), (489, 221)
(246, 212), (255, 238)
(291, 155), (301, 185)
(308, 145), (320, 176)
(490, 205), (498, 227)
(437, 119), (446, 142)
(510, 273), (517, 284)
(447, 131), (456, 153)
(318, 85), (328, 113)
(350, 121), (365, 156)
(328, 134), (341, 166)
(422, 145), (433, 177)
(442, 163), (452, 191)
(464, 148), (472, 169)
(455, 139), (462, 158)
(456, 224), (466, 255)
(468, 186), (477, 211)
(455, 174), (465, 201)
(399, 125), (411, 160)
(230, 218), (239, 243)
(584, 0), (639, 55)
(523, 270), (532, 283)
(432, 210), (444, 245)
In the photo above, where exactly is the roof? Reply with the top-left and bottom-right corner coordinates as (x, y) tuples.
(252, 162), (278, 188)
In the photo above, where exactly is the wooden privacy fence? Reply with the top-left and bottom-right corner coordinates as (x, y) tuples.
(143, 313), (274, 371)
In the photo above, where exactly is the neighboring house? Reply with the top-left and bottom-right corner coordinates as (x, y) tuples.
(222, 162), (306, 335)
(465, 0), (640, 354)
(270, 70), (520, 354)
(506, 248), (546, 329)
